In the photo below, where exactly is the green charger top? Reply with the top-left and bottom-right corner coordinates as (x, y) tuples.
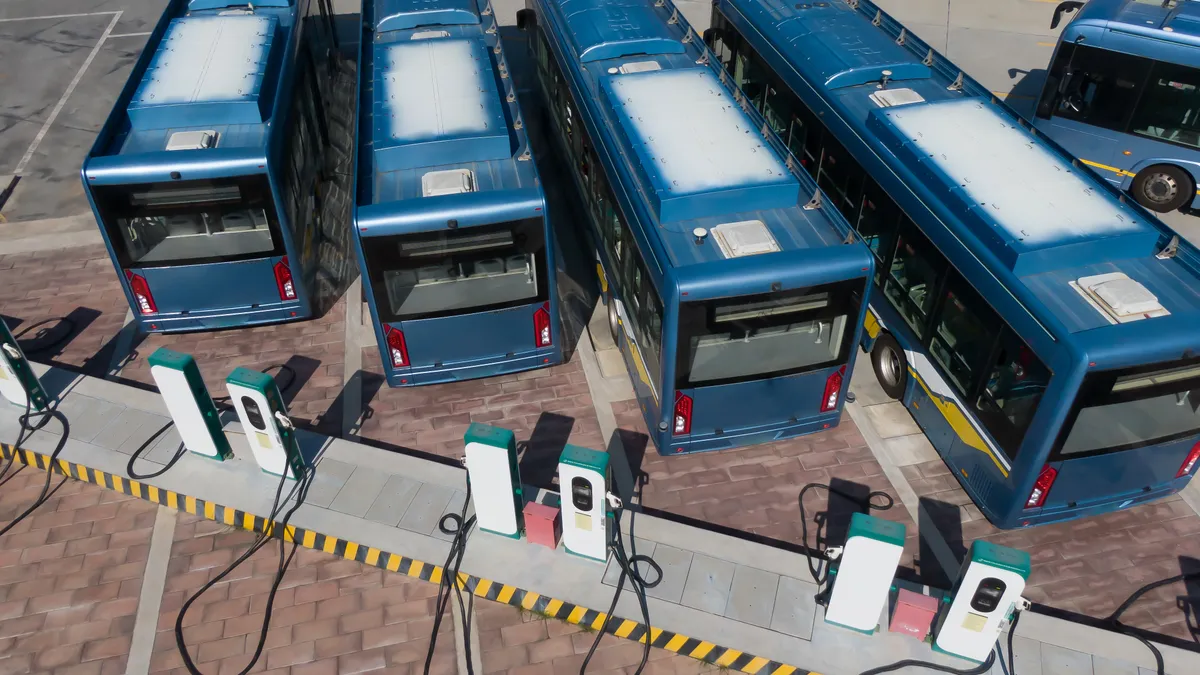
(559, 444), (607, 473)
(970, 540), (1031, 578)
(847, 511), (906, 548)
(464, 422), (515, 449)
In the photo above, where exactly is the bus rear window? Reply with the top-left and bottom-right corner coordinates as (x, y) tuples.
(364, 219), (548, 322)
(1056, 360), (1200, 458)
(93, 176), (283, 267)
(675, 280), (862, 388)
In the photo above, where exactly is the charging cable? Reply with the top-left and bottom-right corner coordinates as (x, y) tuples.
(175, 461), (315, 675)
(0, 399), (71, 538)
(797, 482), (894, 590)
(1105, 570), (1200, 675)
(580, 478), (662, 675)
(423, 465), (477, 675)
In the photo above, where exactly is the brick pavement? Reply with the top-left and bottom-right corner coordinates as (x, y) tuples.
(611, 401), (919, 568)
(0, 245), (132, 379)
(908, 459), (1200, 642)
(476, 599), (715, 675)
(358, 346), (606, 488)
(0, 465), (157, 675)
(152, 512), (458, 675)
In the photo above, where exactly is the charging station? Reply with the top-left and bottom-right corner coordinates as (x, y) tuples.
(148, 349), (231, 461)
(0, 318), (49, 411)
(463, 423), (523, 538)
(558, 445), (610, 562)
(933, 541), (1030, 662)
(225, 367), (306, 479)
(824, 512), (907, 633)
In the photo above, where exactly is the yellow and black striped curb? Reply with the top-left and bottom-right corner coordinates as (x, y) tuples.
(1, 442), (818, 674)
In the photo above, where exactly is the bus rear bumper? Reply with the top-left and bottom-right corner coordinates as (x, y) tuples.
(386, 348), (561, 387)
(135, 305), (310, 333)
(657, 410), (843, 456)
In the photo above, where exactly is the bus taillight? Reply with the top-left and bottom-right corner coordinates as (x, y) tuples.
(534, 302), (552, 347)
(384, 326), (409, 368)
(124, 270), (157, 315)
(1026, 464), (1057, 508)
(673, 391), (692, 436)
(820, 366), (846, 412)
(274, 257), (297, 301)
(1177, 442), (1200, 478)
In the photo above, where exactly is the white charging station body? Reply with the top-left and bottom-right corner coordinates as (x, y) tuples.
(226, 367), (305, 479)
(463, 423), (523, 538)
(934, 541), (1030, 662)
(825, 512), (906, 633)
(148, 349), (231, 460)
(0, 318), (48, 411)
(558, 445), (609, 562)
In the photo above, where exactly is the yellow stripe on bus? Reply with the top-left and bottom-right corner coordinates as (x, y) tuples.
(908, 368), (1009, 478)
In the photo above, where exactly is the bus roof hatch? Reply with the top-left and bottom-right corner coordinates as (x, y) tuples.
(375, 0), (480, 34)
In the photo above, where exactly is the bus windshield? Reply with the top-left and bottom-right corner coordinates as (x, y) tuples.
(364, 218), (547, 322)
(675, 280), (862, 388)
(1057, 360), (1200, 457)
(93, 176), (283, 267)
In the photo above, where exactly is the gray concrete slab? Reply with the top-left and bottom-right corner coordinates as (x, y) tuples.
(364, 474), (421, 526)
(1041, 643), (1094, 675)
(305, 456), (358, 508)
(603, 539), (657, 587)
(863, 401), (922, 439)
(769, 575), (818, 640)
(399, 482), (456, 536)
(882, 434), (939, 467)
(94, 407), (168, 454)
(329, 465), (390, 518)
(66, 395), (127, 442)
(724, 565), (780, 629)
(641, 543), (692, 604)
(680, 554), (737, 616)
(1093, 656), (1140, 675)
(431, 489), (471, 542)
(144, 426), (183, 465)
(1011, 635), (1045, 675)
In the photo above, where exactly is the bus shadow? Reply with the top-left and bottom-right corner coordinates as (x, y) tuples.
(328, 368), (386, 439)
(607, 427), (650, 507)
(917, 497), (968, 589)
(518, 411), (576, 490)
(1180, 555), (1200, 644)
(1005, 67), (1048, 120)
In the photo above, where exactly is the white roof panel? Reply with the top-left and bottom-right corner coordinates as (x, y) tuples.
(885, 99), (1140, 246)
(141, 15), (272, 104)
(607, 69), (792, 196)
(381, 39), (491, 140)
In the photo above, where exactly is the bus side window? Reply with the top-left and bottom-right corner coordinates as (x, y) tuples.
(591, 165), (608, 225)
(734, 40), (767, 112)
(611, 205), (624, 263)
(1128, 60), (1200, 149)
(1054, 44), (1150, 132)
(705, 15), (735, 73)
(929, 271), (1000, 397)
(856, 179), (901, 284)
(787, 105), (821, 177)
(1036, 43), (1075, 119)
(975, 328), (1050, 460)
(817, 134), (866, 221)
(882, 219), (947, 339)
(762, 74), (792, 136)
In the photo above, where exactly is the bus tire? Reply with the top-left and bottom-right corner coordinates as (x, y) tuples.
(871, 333), (908, 400)
(1131, 164), (1193, 213)
(607, 293), (621, 345)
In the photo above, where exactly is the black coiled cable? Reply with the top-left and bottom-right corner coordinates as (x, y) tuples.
(424, 481), (477, 675)
(580, 475), (662, 675)
(797, 482), (895, 588)
(1104, 569), (1200, 675)
(0, 401), (71, 538)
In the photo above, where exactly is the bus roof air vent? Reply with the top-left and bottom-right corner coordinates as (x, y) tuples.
(618, 61), (661, 74)
(710, 220), (781, 258)
(422, 168), (476, 197)
(869, 87), (925, 108)
(165, 130), (219, 151)
(1070, 272), (1169, 324)
(412, 30), (451, 40)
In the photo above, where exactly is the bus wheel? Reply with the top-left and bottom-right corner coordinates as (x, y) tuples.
(871, 334), (908, 400)
(1131, 165), (1193, 213)
(607, 293), (621, 345)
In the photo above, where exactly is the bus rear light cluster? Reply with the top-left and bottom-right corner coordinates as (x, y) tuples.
(124, 270), (157, 315)
(820, 366), (846, 412)
(274, 257), (297, 301)
(384, 325), (409, 368)
(534, 302), (552, 347)
(1177, 441), (1200, 478)
(1026, 464), (1057, 508)
(673, 391), (692, 436)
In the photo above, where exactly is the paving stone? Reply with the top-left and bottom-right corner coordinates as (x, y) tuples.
(723, 565), (780, 629)
(640, 543), (692, 603)
(603, 539), (657, 587)
(328, 466), (390, 518)
(304, 457), (357, 509)
(430, 489), (475, 542)
(94, 407), (171, 455)
(67, 397), (127, 443)
(398, 482), (456, 536)
(680, 554), (736, 615)
(364, 474), (421, 526)
(1092, 656), (1139, 675)
(769, 575), (818, 639)
(1040, 643), (1093, 675)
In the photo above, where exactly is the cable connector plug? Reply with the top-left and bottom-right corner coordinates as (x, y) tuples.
(825, 546), (844, 561)
(605, 492), (623, 510)
(1, 342), (18, 359)
(1016, 597), (1032, 612)
(274, 410), (294, 430)
(459, 456), (468, 468)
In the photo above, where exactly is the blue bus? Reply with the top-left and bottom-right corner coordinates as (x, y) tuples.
(82, 0), (353, 332)
(1036, 0), (1200, 214)
(352, 0), (562, 386)
(707, 0), (1200, 527)
(518, 0), (876, 455)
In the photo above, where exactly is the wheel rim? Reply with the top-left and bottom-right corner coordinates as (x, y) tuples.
(879, 347), (902, 387)
(608, 299), (620, 342)
(1142, 172), (1179, 206)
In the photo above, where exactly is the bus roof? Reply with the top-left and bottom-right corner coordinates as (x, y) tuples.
(94, 8), (285, 159)
(727, 0), (1200, 337)
(358, 0), (538, 216)
(1066, 0), (1200, 63)
(545, 0), (865, 271)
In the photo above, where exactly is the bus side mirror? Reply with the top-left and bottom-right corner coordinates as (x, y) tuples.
(516, 9), (534, 30)
(1050, 1), (1083, 30)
